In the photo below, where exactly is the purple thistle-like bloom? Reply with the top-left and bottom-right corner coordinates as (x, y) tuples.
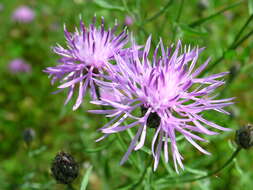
(99, 87), (124, 103)
(91, 37), (233, 172)
(44, 16), (129, 110)
(8, 58), (31, 73)
(12, 6), (35, 23)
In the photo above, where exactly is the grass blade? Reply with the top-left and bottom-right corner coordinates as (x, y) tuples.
(94, 0), (125, 11)
(189, 1), (243, 27)
(80, 166), (93, 190)
(249, 0), (253, 15)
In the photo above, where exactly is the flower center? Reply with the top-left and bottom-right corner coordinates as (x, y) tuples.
(141, 106), (161, 128)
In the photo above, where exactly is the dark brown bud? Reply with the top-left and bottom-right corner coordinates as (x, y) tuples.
(23, 128), (35, 146)
(51, 151), (79, 184)
(235, 124), (253, 149)
(141, 106), (161, 129)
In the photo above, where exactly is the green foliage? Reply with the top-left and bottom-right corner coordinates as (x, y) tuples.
(94, 0), (125, 12)
(248, 0), (253, 15)
(0, 0), (253, 189)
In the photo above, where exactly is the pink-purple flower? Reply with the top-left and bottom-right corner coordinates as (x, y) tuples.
(99, 87), (124, 103)
(91, 37), (233, 172)
(12, 6), (35, 23)
(124, 16), (133, 26)
(44, 17), (129, 110)
(8, 58), (31, 73)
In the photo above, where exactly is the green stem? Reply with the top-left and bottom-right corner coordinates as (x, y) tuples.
(136, 1), (173, 45)
(117, 157), (152, 189)
(189, 1), (243, 27)
(116, 133), (140, 171)
(230, 29), (253, 49)
(220, 58), (248, 96)
(175, 0), (184, 22)
(158, 147), (242, 184)
(144, 0), (173, 24)
(84, 137), (116, 153)
(172, 0), (184, 40)
(201, 15), (253, 76)
(121, 0), (134, 18)
(203, 29), (253, 75)
(131, 157), (153, 188)
(232, 15), (253, 46)
(180, 147), (242, 183)
(66, 184), (75, 190)
(159, 9), (170, 35)
(138, 26), (157, 47)
(201, 55), (224, 76)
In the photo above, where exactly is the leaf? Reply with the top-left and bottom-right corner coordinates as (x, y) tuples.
(249, 0), (253, 15)
(197, 178), (211, 190)
(224, 50), (237, 60)
(234, 159), (243, 176)
(241, 63), (253, 73)
(184, 166), (207, 175)
(83, 137), (116, 153)
(94, 0), (125, 11)
(28, 146), (47, 157)
(228, 139), (237, 151)
(178, 23), (208, 36)
(80, 166), (93, 190)
(140, 146), (152, 155)
(83, 145), (108, 153)
(116, 183), (136, 190)
(144, 167), (153, 190)
(189, 1), (243, 27)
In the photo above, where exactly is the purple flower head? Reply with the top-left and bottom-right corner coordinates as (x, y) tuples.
(91, 36), (233, 172)
(124, 16), (133, 26)
(12, 6), (35, 23)
(8, 58), (31, 73)
(44, 16), (129, 110)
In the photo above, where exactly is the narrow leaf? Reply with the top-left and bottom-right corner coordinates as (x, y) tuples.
(249, 0), (253, 15)
(80, 166), (93, 190)
(189, 1), (243, 27)
(224, 50), (237, 60)
(94, 0), (125, 11)
(178, 23), (208, 36)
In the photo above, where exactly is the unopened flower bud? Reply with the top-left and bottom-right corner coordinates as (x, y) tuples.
(228, 63), (240, 82)
(197, 0), (209, 10)
(235, 124), (253, 149)
(23, 128), (35, 146)
(51, 151), (79, 184)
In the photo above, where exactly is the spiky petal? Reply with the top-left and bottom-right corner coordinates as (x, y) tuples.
(44, 16), (129, 110)
(92, 36), (233, 172)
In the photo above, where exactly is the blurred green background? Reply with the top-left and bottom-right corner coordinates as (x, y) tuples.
(0, 0), (253, 189)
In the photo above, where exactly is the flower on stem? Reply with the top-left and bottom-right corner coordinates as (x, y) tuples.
(51, 151), (79, 185)
(236, 124), (253, 149)
(124, 15), (134, 26)
(12, 6), (35, 23)
(91, 36), (234, 172)
(44, 16), (129, 110)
